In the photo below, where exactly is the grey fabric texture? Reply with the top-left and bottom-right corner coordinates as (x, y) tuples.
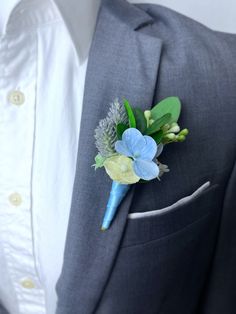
(1, 0), (235, 313)
(54, 1), (236, 314)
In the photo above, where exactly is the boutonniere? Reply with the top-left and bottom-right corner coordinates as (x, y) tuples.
(93, 97), (189, 230)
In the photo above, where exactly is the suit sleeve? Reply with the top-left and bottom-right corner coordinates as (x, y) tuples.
(200, 158), (236, 314)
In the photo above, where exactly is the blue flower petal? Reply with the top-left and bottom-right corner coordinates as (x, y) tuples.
(122, 128), (145, 157)
(115, 140), (132, 157)
(137, 135), (157, 160)
(133, 159), (159, 180)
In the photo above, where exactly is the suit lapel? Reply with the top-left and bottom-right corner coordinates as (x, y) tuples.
(56, 0), (163, 312)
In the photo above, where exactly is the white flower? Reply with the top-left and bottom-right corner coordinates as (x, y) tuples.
(156, 160), (170, 180)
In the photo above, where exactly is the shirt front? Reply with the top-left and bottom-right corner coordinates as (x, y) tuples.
(0, 0), (101, 313)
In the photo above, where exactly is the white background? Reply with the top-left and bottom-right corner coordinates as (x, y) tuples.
(130, 0), (236, 33)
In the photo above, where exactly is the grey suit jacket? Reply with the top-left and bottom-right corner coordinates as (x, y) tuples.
(1, 0), (236, 313)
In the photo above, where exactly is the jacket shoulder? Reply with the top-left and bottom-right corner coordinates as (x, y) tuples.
(135, 3), (236, 51)
(133, 3), (236, 163)
(134, 3), (236, 103)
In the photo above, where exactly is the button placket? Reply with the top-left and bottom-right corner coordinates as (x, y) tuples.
(0, 31), (47, 314)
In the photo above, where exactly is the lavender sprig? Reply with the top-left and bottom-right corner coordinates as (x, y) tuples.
(94, 99), (128, 157)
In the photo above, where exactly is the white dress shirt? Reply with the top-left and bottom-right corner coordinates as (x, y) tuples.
(0, 0), (101, 313)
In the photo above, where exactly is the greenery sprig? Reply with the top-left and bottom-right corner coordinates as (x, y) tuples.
(93, 97), (189, 170)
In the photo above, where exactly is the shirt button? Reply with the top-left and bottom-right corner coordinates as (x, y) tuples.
(21, 278), (35, 289)
(8, 91), (25, 106)
(9, 192), (22, 206)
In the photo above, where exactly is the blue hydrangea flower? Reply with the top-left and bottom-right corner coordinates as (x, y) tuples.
(115, 128), (162, 181)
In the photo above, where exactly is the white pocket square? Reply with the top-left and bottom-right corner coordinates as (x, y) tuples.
(128, 181), (211, 219)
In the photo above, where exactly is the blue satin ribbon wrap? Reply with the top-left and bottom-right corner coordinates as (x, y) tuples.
(101, 181), (130, 230)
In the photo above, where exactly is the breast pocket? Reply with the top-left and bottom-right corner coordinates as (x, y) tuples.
(97, 182), (223, 314)
(122, 182), (221, 248)
(128, 181), (211, 219)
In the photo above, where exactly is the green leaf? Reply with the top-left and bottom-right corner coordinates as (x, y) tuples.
(138, 179), (149, 184)
(145, 113), (171, 135)
(93, 154), (106, 169)
(132, 108), (147, 134)
(116, 123), (129, 140)
(151, 97), (181, 124)
(123, 99), (136, 128)
(150, 130), (164, 144)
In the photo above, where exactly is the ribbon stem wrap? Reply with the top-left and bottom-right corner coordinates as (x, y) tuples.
(101, 181), (130, 231)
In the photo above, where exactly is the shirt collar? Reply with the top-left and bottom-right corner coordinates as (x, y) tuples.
(1, 0), (102, 64)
